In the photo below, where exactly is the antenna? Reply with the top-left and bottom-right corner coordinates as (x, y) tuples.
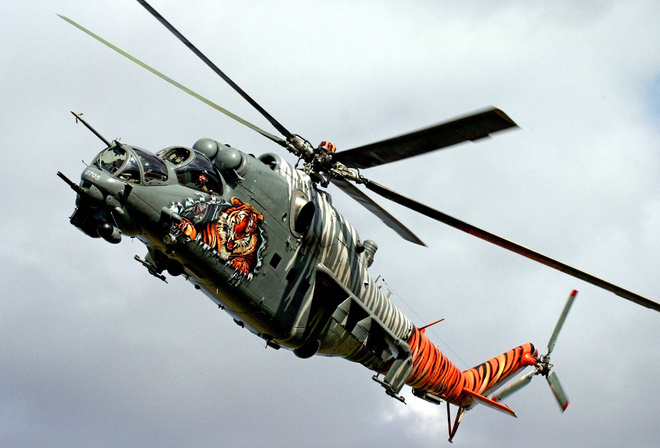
(70, 111), (110, 146)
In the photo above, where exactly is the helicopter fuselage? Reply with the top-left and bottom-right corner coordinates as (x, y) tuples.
(69, 139), (413, 374)
(63, 134), (557, 439)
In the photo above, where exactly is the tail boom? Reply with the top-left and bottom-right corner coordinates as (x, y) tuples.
(404, 326), (538, 409)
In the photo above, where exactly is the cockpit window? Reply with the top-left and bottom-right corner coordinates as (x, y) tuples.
(175, 151), (222, 194)
(93, 145), (168, 183)
(94, 147), (127, 174)
(118, 156), (141, 183)
(133, 147), (168, 182)
(158, 147), (193, 166)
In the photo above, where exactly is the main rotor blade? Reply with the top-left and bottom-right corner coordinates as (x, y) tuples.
(546, 372), (569, 412)
(330, 177), (425, 246)
(58, 15), (286, 147)
(547, 290), (577, 355)
(492, 369), (537, 403)
(361, 178), (660, 312)
(136, 0), (294, 141)
(333, 108), (517, 170)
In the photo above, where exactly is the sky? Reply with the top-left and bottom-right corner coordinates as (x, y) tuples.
(2, 1), (660, 447)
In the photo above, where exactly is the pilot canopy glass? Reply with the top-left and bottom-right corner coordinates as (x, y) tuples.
(158, 146), (222, 194)
(94, 146), (127, 175)
(93, 145), (168, 183)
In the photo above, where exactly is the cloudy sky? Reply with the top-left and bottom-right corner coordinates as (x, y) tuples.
(2, 1), (659, 447)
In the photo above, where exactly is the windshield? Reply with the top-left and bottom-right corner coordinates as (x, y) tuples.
(133, 147), (168, 182)
(94, 146), (127, 174)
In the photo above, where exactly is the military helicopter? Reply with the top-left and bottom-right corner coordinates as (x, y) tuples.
(57, 1), (660, 442)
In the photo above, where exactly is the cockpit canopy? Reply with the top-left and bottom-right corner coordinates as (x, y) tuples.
(92, 144), (222, 194)
(93, 144), (168, 184)
(157, 146), (222, 194)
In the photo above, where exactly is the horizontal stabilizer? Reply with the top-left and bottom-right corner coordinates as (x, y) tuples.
(462, 388), (517, 418)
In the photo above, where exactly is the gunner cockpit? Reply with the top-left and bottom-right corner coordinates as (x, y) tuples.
(93, 144), (168, 184)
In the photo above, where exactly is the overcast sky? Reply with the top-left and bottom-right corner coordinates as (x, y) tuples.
(2, 1), (660, 447)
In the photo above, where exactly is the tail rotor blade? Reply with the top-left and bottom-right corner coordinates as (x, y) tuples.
(492, 369), (537, 403)
(546, 371), (570, 412)
(547, 290), (577, 355)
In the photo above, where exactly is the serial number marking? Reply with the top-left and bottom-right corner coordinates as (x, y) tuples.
(84, 169), (101, 181)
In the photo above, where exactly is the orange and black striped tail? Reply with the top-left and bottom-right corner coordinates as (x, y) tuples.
(462, 343), (539, 399)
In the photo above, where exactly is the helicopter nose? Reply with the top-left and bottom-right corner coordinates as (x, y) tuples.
(78, 182), (104, 204)
(60, 168), (135, 240)
(58, 171), (106, 205)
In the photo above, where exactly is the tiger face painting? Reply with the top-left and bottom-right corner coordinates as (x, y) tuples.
(170, 196), (266, 285)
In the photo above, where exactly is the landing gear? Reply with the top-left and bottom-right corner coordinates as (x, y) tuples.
(134, 254), (167, 282)
(134, 248), (185, 283)
(372, 374), (406, 404)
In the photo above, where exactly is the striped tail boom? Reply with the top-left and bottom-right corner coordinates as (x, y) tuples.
(404, 326), (538, 410)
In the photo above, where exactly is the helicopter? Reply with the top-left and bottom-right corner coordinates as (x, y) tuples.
(57, 1), (660, 443)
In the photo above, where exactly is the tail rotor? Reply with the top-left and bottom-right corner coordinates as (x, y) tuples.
(492, 290), (577, 411)
(547, 371), (570, 411)
(491, 369), (536, 402)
